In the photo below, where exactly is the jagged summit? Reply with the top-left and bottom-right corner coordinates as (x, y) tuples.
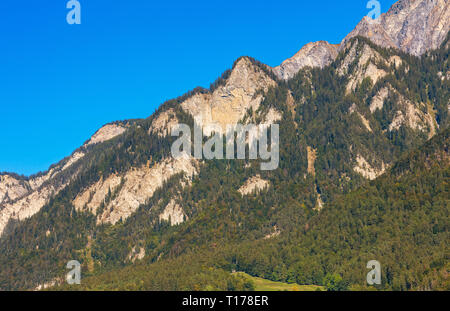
(273, 41), (339, 80)
(0, 0), (449, 291)
(342, 0), (450, 56)
(274, 0), (450, 80)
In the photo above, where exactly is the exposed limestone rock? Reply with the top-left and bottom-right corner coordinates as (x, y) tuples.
(387, 94), (437, 138)
(349, 104), (373, 132)
(127, 246), (146, 263)
(0, 183), (66, 236)
(359, 113), (373, 132)
(159, 199), (186, 226)
(337, 42), (358, 77)
(0, 157), (85, 236)
(286, 91), (297, 117)
(342, 0), (450, 56)
(389, 56), (403, 69)
(341, 43), (388, 94)
(149, 108), (179, 137)
(238, 175), (270, 196)
(62, 151), (85, 171)
(272, 0), (448, 83)
(0, 120), (135, 236)
(353, 155), (386, 180)
(264, 225), (281, 239)
(0, 175), (29, 205)
(85, 124), (126, 146)
(273, 41), (339, 80)
(181, 57), (277, 134)
(74, 156), (198, 225)
(4, 58), (272, 234)
(264, 108), (282, 124)
(34, 278), (62, 291)
(370, 86), (391, 113)
(307, 146), (317, 176)
(315, 194), (324, 212)
(73, 174), (123, 214)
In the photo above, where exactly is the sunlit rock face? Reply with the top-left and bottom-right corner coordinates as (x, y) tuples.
(342, 0), (450, 56)
(273, 0), (449, 81)
(182, 57), (277, 134)
(273, 41), (339, 80)
(0, 123), (128, 236)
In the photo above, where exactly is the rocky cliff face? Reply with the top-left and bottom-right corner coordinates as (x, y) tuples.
(273, 41), (339, 80)
(85, 124), (127, 146)
(72, 57), (278, 225)
(273, 0), (449, 80)
(182, 57), (277, 134)
(342, 0), (450, 56)
(1, 0), (448, 291)
(74, 156), (198, 225)
(0, 123), (129, 236)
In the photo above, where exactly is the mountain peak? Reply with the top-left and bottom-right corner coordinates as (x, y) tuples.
(274, 0), (449, 81)
(273, 41), (339, 80)
(342, 0), (450, 56)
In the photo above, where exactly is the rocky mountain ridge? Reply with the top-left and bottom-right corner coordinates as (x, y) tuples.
(0, 0), (449, 291)
(273, 0), (449, 80)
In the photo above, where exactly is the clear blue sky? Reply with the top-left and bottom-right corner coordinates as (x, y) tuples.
(0, 0), (397, 176)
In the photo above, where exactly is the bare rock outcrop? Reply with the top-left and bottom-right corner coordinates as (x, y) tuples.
(342, 0), (450, 56)
(0, 175), (29, 205)
(338, 41), (390, 94)
(74, 156), (198, 225)
(306, 146), (317, 176)
(370, 86), (392, 113)
(353, 154), (386, 180)
(238, 175), (270, 196)
(127, 247), (146, 263)
(0, 123), (129, 237)
(0, 153), (85, 236)
(159, 199), (186, 226)
(148, 108), (179, 137)
(273, 0), (449, 81)
(388, 96), (437, 138)
(181, 57), (277, 134)
(273, 41), (339, 80)
(85, 124), (127, 146)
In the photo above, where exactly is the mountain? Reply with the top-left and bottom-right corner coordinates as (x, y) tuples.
(273, 41), (339, 80)
(0, 121), (132, 236)
(0, 0), (449, 291)
(53, 127), (450, 291)
(342, 0), (450, 56)
(273, 0), (449, 80)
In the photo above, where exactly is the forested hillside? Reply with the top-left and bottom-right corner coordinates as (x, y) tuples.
(55, 127), (449, 291)
(0, 31), (448, 291)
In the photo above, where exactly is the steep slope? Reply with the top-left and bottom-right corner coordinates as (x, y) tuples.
(231, 127), (449, 291)
(0, 122), (130, 236)
(273, 0), (449, 81)
(0, 56), (283, 290)
(182, 57), (278, 133)
(273, 41), (339, 80)
(52, 127), (449, 291)
(0, 0), (448, 291)
(1, 34), (447, 290)
(342, 0), (450, 56)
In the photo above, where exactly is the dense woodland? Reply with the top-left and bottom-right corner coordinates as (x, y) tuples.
(0, 35), (448, 291)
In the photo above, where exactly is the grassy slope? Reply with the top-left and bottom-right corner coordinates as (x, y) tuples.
(234, 272), (324, 291)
